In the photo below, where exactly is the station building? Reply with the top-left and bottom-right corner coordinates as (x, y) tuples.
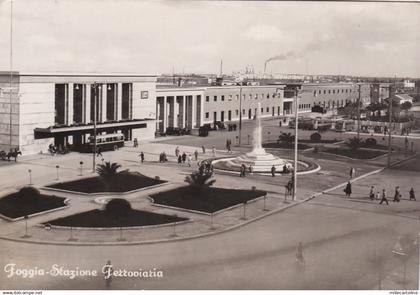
(0, 71), (381, 155)
(0, 72), (157, 154)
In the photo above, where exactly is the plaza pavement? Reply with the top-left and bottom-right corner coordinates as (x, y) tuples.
(1, 118), (420, 289)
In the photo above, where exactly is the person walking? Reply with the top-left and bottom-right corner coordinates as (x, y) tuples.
(175, 146), (180, 157)
(295, 242), (305, 271)
(344, 181), (352, 197)
(379, 189), (389, 205)
(212, 146), (216, 157)
(104, 260), (113, 288)
(249, 164), (253, 174)
(177, 155), (182, 165)
(271, 165), (276, 177)
(187, 154), (192, 167)
(202, 145), (206, 154)
(393, 186), (401, 202)
(409, 188), (416, 201)
(349, 167), (355, 179)
(96, 146), (103, 157)
(139, 151), (144, 163)
(181, 152), (187, 164)
(194, 150), (199, 161)
(369, 186), (375, 201)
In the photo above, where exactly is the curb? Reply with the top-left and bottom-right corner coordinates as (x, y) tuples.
(0, 193), (315, 246)
(0, 157), (412, 246)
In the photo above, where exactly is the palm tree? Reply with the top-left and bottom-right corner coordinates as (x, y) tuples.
(96, 161), (122, 178)
(278, 132), (295, 144)
(185, 171), (216, 187)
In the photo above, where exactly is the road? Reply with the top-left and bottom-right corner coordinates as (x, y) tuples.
(1, 194), (419, 290)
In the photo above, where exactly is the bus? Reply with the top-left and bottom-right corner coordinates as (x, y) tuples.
(77, 133), (125, 153)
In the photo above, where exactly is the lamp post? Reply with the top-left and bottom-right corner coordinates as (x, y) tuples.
(356, 83), (361, 141)
(293, 88), (299, 201)
(387, 84), (395, 168)
(238, 85), (243, 146)
(92, 83), (99, 173)
(55, 165), (59, 180)
(22, 215), (30, 238)
(28, 169), (32, 185)
(79, 161), (83, 176)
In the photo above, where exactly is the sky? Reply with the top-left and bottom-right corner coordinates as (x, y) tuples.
(0, 0), (419, 77)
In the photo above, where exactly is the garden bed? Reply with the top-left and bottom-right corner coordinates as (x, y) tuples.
(322, 148), (387, 160)
(46, 172), (166, 194)
(0, 190), (67, 219)
(44, 209), (187, 228)
(263, 142), (312, 150)
(150, 186), (266, 213)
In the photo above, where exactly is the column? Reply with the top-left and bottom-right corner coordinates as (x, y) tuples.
(117, 83), (122, 121)
(192, 95), (197, 128)
(67, 83), (74, 125)
(199, 94), (204, 127)
(85, 84), (91, 123)
(182, 96), (186, 128)
(163, 96), (168, 131)
(101, 83), (107, 122)
(168, 97), (175, 127)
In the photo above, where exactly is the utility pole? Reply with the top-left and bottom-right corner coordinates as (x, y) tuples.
(9, 0), (13, 150)
(92, 83), (98, 173)
(293, 87), (299, 201)
(387, 83), (395, 168)
(357, 83), (361, 141)
(238, 85), (243, 145)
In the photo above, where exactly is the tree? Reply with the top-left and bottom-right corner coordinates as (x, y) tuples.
(105, 198), (132, 220)
(401, 101), (412, 112)
(96, 162), (122, 178)
(278, 132), (295, 144)
(310, 132), (322, 143)
(347, 137), (364, 150)
(185, 171), (216, 187)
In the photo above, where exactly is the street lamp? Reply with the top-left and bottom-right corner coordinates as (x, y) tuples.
(22, 215), (30, 238)
(92, 83), (100, 173)
(55, 165), (59, 180)
(238, 85), (243, 146)
(293, 87), (299, 201)
(28, 169), (32, 185)
(79, 161), (83, 176)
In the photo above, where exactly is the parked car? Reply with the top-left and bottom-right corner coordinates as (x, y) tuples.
(165, 127), (190, 136)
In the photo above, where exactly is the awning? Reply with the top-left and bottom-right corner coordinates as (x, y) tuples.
(34, 119), (154, 139)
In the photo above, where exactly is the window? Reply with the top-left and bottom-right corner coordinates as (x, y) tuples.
(242, 94), (245, 100)
(272, 93), (276, 98)
(267, 94), (270, 98)
(328, 90), (331, 94)
(242, 109), (245, 115)
(324, 90), (326, 94)
(235, 109), (239, 116)
(214, 96), (217, 102)
(206, 96), (210, 102)
(350, 89), (352, 93)
(228, 95), (232, 101)
(314, 90), (316, 97)
(249, 94), (252, 100)
(235, 95), (239, 100)
(261, 107), (264, 113)
(221, 95), (225, 101)
(255, 94), (258, 99)
(266, 107), (269, 112)
(319, 90), (321, 94)
(141, 91), (149, 99)
(333, 90), (335, 94)
(205, 112), (209, 119)
(345, 89), (348, 93)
